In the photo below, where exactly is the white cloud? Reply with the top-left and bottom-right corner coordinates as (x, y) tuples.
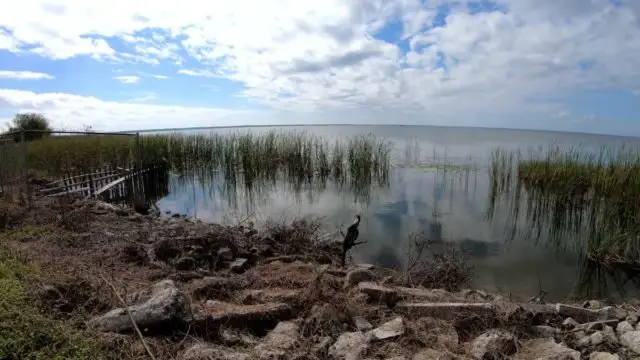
(178, 69), (218, 78)
(144, 73), (169, 80)
(0, 70), (54, 80)
(114, 75), (140, 84)
(0, 0), (639, 132)
(0, 89), (259, 131)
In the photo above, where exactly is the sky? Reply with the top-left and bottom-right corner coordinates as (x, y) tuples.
(0, 0), (639, 135)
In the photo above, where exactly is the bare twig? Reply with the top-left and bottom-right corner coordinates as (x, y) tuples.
(100, 275), (156, 360)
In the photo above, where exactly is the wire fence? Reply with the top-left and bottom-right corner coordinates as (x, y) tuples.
(0, 130), (141, 206)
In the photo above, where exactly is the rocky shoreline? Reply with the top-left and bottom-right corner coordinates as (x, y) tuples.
(1, 197), (640, 359)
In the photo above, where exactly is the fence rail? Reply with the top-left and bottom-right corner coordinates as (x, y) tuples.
(0, 129), (145, 207)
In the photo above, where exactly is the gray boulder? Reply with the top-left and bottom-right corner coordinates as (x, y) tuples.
(369, 317), (404, 341)
(616, 321), (634, 335)
(470, 329), (517, 360)
(254, 321), (299, 359)
(620, 331), (640, 354)
(589, 352), (619, 360)
(345, 268), (375, 287)
(514, 338), (579, 360)
(88, 280), (187, 333)
(329, 331), (371, 360)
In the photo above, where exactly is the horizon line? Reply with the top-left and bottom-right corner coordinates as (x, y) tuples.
(122, 123), (640, 140)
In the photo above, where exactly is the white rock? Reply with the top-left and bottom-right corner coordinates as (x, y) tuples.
(603, 325), (618, 345)
(470, 329), (517, 360)
(329, 332), (370, 360)
(589, 352), (619, 360)
(412, 349), (455, 360)
(254, 321), (298, 359)
(395, 302), (496, 321)
(515, 338), (580, 360)
(620, 331), (640, 354)
(88, 280), (187, 333)
(230, 258), (248, 273)
(591, 331), (604, 346)
(354, 316), (373, 331)
(369, 317), (404, 341)
(627, 314), (639, 326)
(616, 321), (634, 335)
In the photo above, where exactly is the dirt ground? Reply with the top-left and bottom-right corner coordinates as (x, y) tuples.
(1, 195), (638, 360)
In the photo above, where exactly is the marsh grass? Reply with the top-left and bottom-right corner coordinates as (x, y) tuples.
(488, 145), (640, 273)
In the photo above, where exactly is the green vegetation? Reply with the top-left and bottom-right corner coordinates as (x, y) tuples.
(0, 245), (104, 360)
(23, 131), (392, 186)
(5, 113), (53, 142)
(488, 145), (640, 269)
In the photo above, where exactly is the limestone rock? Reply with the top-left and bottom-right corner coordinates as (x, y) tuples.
(396, 287), (456, 302)
(345, 268), (375, 287)
(556, 304), (609, 323)
(179, 343), (251, 360)
(354, 316), (373, 331)
(358, 282), (398, 304)
(617, 321), (634, 335)
(88, 280), (187, 333)
(413, 349), (456, 360)
(576, 319), (619, 332)
(396, 302), (496, 321)
(254, 321), (299, 359)
(329, 331), (371, 360)
(627, 314), (639, 326)
(603, 325), (618, 345)
(589, 352), (619, 360)
(470, 329), (517, 360)
(515, 338), (580, 360)
(369, 317), (404, 341)
(230, 258), (249, 273)
(194, 301), (292, 330)
(240, 289), (301, 305)
(620, 331), (640, 354)
(590, 331), (604, 346)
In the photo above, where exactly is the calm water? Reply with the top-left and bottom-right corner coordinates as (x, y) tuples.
(153, 125), (640, 301)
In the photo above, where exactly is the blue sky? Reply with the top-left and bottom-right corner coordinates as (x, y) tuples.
(0, 0), (639, 135)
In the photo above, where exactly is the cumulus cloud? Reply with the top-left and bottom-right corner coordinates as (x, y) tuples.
(0, 70), (54, 80)
(0, 0), (638, 132)
(114, 75), (141, 84)
(0, 89), (260, 131)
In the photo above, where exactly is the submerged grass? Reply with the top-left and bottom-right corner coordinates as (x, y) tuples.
(488, 145), (640, 270)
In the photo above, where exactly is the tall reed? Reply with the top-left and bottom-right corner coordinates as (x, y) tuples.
(488, 145), (640, 267)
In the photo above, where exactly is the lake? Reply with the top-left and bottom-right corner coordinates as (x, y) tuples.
(152, 125), (640, 301)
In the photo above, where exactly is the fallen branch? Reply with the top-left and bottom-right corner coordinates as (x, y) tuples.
(100, 275), (156, 360)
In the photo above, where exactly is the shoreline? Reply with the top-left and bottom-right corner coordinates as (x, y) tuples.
(1, 196), (639, 359)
